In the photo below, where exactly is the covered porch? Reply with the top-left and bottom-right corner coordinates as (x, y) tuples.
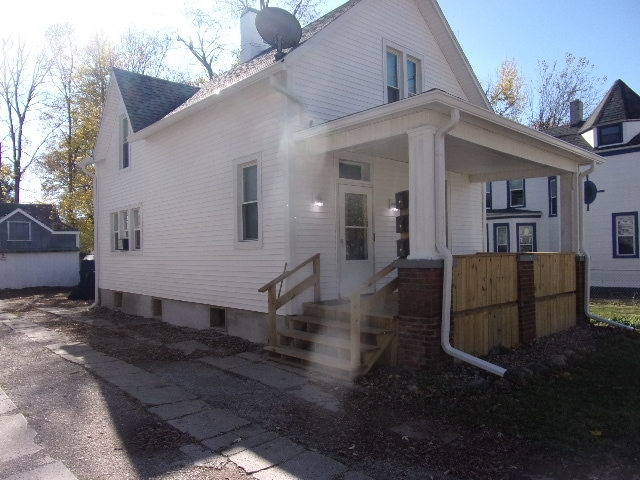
(264, 90), (603, 378)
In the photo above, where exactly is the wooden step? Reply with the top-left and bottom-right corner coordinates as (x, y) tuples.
(264, 344), (362, 374)
(277, 328), (379, 353)
(290, 315), (394, 335)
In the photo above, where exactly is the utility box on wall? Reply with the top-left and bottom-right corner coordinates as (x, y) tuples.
(395, 190), (409, 258)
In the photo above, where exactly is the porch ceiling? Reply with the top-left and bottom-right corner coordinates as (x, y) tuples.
(294, 90), (604, 182)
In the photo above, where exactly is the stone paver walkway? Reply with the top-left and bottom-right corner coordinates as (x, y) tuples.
(1, 309), (372, 480)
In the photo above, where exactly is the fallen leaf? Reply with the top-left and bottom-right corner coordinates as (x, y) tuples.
(591, 430), (602, 436)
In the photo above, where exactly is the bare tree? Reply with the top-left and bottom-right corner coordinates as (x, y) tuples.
(225, 0), (324, 25)
(530, 53), (606, 130)
(0, 37), (50, 203)
(176, 6), (226, 80)
(484, 58), (529, 123)
(119, 30), (174, 78)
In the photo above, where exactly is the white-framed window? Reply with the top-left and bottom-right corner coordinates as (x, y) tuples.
(7, 221), (31, 241)
(548, 176), (558, 217)
(493, 223), (509, 252)
(339, 160), (371, 182)
(598, 123), (623, 146)
(508, 179), (525, 208)
(517, 223), (536, 253)
(120, 116), (131, 169)
(383, 41), (422, 104)
(235, 155), (261, 246)
(485, 182), (492, 210)
(612, 212), (638, 258)
(111, 207), (141, 251)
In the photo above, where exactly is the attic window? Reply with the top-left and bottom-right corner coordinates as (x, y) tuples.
(384, 41), (422, 104)
(8, 221), (31, 241)
(598, 123), (622, 146)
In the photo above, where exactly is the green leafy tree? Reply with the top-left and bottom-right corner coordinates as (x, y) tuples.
(484, 58), (529, 123)
(38, 25), (94, 251)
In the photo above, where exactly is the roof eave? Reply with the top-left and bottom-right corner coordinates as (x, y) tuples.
(292, 90), (604, 166)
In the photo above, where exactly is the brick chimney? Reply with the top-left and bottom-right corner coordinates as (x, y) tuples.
(240, 8), (270, 63)
(570, 99), (584, 126)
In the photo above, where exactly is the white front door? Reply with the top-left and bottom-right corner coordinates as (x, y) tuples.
(338, 183), (375, 297)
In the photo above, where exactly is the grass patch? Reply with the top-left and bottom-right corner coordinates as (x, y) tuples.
(452, 329), (640, 456)
(590, 300), (640, 328)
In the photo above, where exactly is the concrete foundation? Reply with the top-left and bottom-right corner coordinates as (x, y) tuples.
(99, 289), (270, 344)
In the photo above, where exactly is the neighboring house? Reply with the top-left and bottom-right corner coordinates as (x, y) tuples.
(0, 204), (80, 289)
(543, 80), (640, 293)
(485, 176), (561, 254)
(86, 0), (601, 373)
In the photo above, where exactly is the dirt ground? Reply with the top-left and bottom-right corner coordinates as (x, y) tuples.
(1, 287), (639, 480)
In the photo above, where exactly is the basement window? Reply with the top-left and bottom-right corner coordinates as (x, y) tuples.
(113, 291), (123, 309)
(210, 307), (226, 329)
(152, 298), (162, 318)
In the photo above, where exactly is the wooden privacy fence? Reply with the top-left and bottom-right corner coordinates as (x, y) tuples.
(534, 253), (577, 337)
(452, 254), (519, 356)
(451, 253), (577, 356)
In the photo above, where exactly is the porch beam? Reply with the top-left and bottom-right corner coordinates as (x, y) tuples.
(449, 123), (580, 172)
(470, 166), (573, 184)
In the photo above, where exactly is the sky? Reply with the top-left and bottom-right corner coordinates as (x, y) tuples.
(4, 0), (640, 201)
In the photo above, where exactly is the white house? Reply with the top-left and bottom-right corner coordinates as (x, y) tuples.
(544, 80), (640, 293)
(86, 0), (603, 374)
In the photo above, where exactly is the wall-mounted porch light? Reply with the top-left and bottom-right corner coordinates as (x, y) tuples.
(313, 194), (324, 207)
(389, 198), (399, 212)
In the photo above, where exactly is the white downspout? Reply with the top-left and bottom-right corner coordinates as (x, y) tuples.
(269, 75), (310, 126)
(434, 108), (507, 377)
(80, 157), (99, 308)
(578, 161), (635, 331)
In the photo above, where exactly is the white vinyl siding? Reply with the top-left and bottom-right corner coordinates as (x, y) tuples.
(447, 172), (484, 255)
(97, 79), (287, 313)
(291, 0), (466, 124)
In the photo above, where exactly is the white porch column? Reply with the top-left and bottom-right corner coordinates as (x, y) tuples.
(407, 126), (439, 259)
(560, 172), (579, 252)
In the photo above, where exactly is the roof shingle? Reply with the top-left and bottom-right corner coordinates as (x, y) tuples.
(112, 68), (199, 132)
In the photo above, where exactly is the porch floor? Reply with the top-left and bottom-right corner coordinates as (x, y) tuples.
(313, 292), (399, 319)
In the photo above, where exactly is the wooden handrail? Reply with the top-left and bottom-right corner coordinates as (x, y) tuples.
(258, 253), (321, 347)
(258, 253), (320, 292)
(347, 262), (398, 372)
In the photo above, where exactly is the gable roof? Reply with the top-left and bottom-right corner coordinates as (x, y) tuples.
(169, 0), (365, 116)
(0, 204), (77, 232)
(544, 80), (640, 153)
(168, 0), (489, 118)
(579, 79), (640, 133)
(112, 68), (200, 132)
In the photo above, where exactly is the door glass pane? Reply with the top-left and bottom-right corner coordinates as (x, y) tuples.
(344, 193), (368, 261)
(345, 193), (367, 227)
(345, 228), (368, 261)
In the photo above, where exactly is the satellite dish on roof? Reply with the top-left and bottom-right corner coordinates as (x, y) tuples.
(255, 7), (302, 61)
